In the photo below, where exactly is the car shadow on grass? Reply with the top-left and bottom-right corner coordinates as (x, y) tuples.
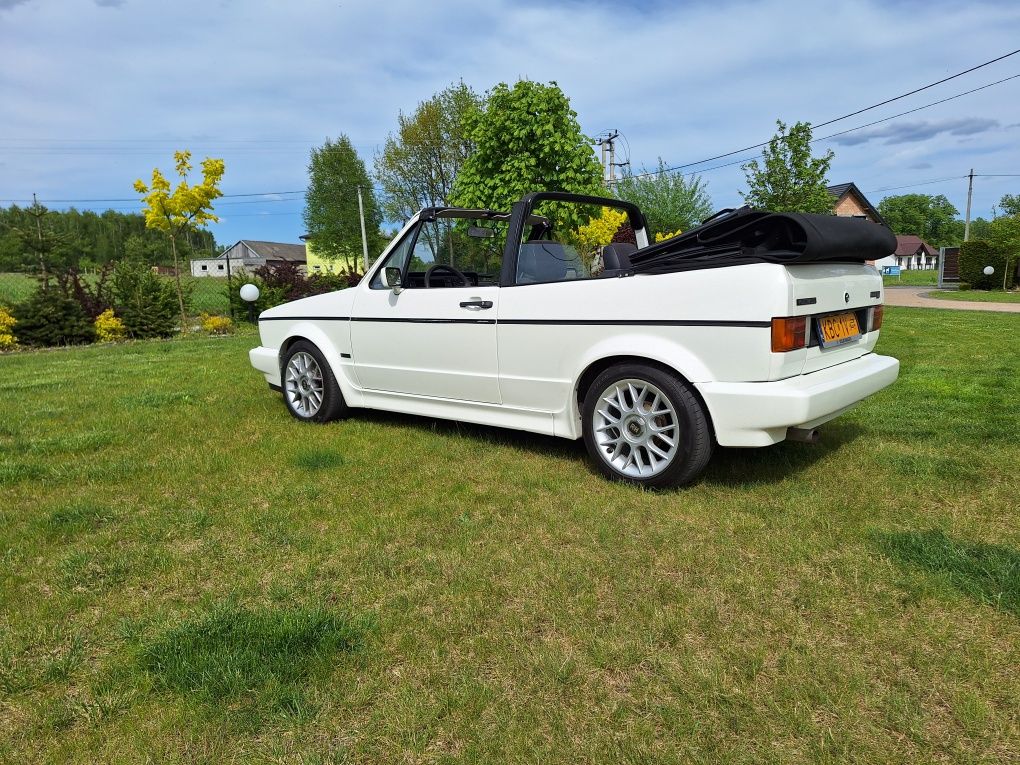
(346, 410), (864, 488)
(873, 529), (1020, 615)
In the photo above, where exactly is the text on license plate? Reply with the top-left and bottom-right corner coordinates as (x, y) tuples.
(817, 312), (861, 348)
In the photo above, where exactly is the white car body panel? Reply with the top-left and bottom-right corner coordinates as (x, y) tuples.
(250, 207), (898, 449)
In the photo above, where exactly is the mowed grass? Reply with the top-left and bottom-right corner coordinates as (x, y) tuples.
(927, 289), (1020, 304)
(1, 310), (1019, 763)
(883, 269), (938, 287)
(0, 271), (231, 315)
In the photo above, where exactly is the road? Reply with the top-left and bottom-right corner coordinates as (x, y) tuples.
(883, 287), (1020, 313)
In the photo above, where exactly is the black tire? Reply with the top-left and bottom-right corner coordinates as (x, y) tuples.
(280, 340), (346, 423)
(581, 363), (713, 488)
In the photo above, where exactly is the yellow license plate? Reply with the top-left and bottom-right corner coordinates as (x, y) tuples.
(817, 312), (861, 348)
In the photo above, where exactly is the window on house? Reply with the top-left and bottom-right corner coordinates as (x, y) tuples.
(217, 264), (224, 270)
(201, 265), (208, 271)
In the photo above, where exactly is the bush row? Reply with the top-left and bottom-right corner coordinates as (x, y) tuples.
(1, 261), (226, 348)
(959, 239), (1018, 290)
(1, 260), (361, 349)
(227, 262), (361, 319)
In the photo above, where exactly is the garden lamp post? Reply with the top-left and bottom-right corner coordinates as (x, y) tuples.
(240, 283), (260, 324)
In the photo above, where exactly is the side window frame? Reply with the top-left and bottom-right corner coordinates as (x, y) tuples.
(499, 192), (650, 287)
(369, 219), (424, 290)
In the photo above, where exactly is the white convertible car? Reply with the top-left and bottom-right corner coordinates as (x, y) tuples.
(250, 192), (898, 488)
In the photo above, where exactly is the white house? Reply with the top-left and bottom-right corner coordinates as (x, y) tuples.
(190, 240), (307, 277)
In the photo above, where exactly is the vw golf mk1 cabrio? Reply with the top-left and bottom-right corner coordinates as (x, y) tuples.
(250, 192), (899, 488)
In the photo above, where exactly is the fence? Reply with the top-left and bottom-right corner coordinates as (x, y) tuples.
(0, 269), (236, 318)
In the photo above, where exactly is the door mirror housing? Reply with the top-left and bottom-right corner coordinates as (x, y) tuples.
(383, 266), (404, 294)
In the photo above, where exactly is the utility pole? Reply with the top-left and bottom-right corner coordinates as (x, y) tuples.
(356, 185), (370, 274)
(963, 168), (974, 242)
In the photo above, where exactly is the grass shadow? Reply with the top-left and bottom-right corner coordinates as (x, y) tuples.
(349, 411), (864, 488)
(873, 529), (1020, 615)
(349, 409), (584, 462)
(138, 602), (375, 717)
(695, 421), (865, 488)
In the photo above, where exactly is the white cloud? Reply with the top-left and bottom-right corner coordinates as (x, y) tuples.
(1, 0), (1018, 243)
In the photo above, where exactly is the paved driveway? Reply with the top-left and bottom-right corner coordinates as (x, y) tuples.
(884, 287), (1020, 313)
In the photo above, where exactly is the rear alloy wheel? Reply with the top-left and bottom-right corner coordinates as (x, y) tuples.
(582, 364), (712, 488)
(281, 341), (346, 423)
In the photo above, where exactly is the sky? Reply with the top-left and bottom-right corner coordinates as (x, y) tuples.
(1, 0), (1019, 248)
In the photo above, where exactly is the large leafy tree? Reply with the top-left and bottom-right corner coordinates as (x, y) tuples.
(877, 193), (959, 246)
(450, 80), (604, 231)
(304, 135), (381, 273)
(999, 193), (1020, 218)
(375, 82), (481, 223)
(615, 161), (713, 236)
(740, 120), (834, 214)
(134, 150), (225, 331)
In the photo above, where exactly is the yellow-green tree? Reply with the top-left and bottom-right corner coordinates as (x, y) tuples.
(134, 151), (225, 331)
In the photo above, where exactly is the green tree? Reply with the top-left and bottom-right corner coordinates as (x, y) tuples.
(615, 161), (713, 236)
(999, 194), (1020, 218)
(740, 120), (834, 214)
(2, 200), (77, 282)
(304, 135), (381, 274)
(450, 80), (604, 231)
(375, 81), (482, 223)
(877, 193), (959, 246)
(134, 151), (225, 332)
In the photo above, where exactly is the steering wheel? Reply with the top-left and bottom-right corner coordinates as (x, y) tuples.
(424, 263), (470, 288)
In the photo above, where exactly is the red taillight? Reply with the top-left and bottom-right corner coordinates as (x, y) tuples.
(871, 304), (884, 331)
(771, 316), (807, 353)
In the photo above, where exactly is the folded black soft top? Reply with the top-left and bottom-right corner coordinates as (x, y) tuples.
(628, 207), (897, 274)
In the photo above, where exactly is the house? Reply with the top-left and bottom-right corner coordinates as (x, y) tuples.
(827, 182), (896, 268)
(891, 235), (938, 271)
(190, 240), (306, 277)
(827, 182), (885, 224)
(302, 238), (344, 275)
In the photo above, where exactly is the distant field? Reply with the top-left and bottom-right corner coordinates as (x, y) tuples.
(883, 269), (938, 287)
(927, 289), (1020, 304)
(0, 272), (230, 316)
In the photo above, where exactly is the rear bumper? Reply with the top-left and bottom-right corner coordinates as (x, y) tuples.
(249, 346), (281, 387)
(696, 353), (899, 447)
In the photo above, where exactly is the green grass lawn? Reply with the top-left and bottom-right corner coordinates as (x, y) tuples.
(882, 270), (938, 287)
(927, 289), (1020, 304)
(2, 309), (1019, 763)
(0, 272), (231, 316)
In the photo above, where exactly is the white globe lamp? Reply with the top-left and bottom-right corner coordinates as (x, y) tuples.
(240, 283), (260, 323)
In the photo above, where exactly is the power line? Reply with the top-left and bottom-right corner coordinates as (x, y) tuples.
(812, 48), (1020, 128)
(863, 176), (967, 193)
(627, 49), (1020, 179)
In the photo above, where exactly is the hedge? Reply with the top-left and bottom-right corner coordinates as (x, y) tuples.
(958, 239), (1016, 290)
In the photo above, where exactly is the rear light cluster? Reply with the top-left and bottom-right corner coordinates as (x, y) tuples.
(771, 316), (807, 353)
(870, 304), (884, 331)
(771, 305), (885, 353)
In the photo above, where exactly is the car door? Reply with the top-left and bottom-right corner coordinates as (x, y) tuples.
(350, 217), (502, 404)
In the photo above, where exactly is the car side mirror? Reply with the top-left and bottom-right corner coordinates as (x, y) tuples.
(384, 266), (404, 294)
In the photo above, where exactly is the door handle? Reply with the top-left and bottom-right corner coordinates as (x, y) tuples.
(459, 300), (493, 310)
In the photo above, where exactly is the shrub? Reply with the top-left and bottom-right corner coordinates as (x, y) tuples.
(94, 308), (127, 343)
(655, 229), (684, 243)
(111, 260), (181, 338)
(0, 306), (17, 350)
(200, 313), (234, 335)
(227, 262), (360, 318)
(12, 287), (96, 346)
(959, 239), (1015, 290)
(55, 266), (113, 319)
(958, 282), (972, 291)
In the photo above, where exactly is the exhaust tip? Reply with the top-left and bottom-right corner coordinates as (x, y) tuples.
(786, 427), (820, 445)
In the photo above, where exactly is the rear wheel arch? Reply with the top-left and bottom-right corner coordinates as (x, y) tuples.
(574, 355), (716, 441)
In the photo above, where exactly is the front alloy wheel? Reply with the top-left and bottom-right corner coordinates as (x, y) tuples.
(285, 351), (324, 418)
(280, 341), (346, 423)
(582, 364), (713, 488)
